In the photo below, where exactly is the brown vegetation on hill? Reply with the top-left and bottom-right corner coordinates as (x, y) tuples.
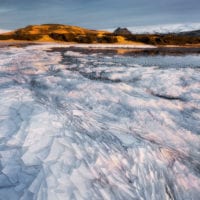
(0, 24), (200, 46)
(124, 34), (200, 45)
(0, 24), (118, 43)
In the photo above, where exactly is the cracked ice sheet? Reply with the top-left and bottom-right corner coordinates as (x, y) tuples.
(0, 45), (199, 200)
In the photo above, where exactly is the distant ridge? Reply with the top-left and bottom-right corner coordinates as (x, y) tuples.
(124, 23), (200, 34)
(178, 30), (200, 37)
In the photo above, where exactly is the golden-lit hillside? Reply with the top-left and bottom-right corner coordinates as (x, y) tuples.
(14, 24), (108, 37)
(0, 24), (145, 44)
(0, 24), (199, 45)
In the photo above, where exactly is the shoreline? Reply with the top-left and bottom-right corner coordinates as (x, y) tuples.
(48, 46), (200, 56)
(0, 40), (155, 48)
(1, 41), (200, 55)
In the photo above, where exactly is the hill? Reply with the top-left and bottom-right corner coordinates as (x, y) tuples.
(0, 24), (199, 45)
(124, 31), (200, 46)
(113, 27), (200, 45)
(0, 24), (135, 44)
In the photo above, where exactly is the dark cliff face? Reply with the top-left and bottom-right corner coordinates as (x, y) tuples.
(113, 27), (132, 36)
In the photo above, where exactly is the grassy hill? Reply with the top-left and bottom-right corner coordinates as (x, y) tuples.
(0, 24), (200, 45)
(0, 24), (133, 44)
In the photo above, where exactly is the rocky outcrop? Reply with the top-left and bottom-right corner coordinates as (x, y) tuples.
(113, 27), (132, 36)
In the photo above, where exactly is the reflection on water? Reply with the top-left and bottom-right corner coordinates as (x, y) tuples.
(0, 45), (199, 200)
(123, 54), (200, 68)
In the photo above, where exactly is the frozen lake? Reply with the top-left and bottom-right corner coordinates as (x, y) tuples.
(0, 45), (200, 200)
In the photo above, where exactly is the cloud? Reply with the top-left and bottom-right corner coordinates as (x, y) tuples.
(0, 0), (200, 29)
(0, 8), (13, 13)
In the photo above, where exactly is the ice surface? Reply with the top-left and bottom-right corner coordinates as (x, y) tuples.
(0, 45), (199, 200)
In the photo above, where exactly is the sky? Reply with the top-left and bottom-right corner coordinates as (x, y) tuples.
(0, 0), (200, 32)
